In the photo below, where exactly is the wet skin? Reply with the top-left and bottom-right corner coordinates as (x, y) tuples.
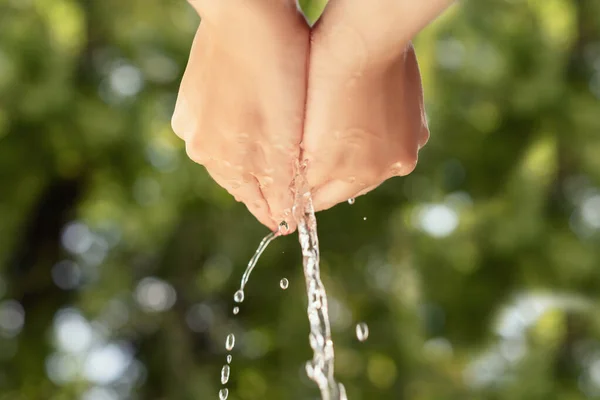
(172, 0), (454, 233)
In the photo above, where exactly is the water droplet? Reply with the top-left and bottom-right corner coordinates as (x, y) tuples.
(233, 290), (244, 303)
(227, 354), (232, 364)
(356, 322), (369, 342)
(348, 198), (355, 205)
(233, 306), (239, 315)
(225, 333), (235, 351)
(221, 365), (230, 385)
(280, 278), (289, 290)
(279, 220), (289, 233)
(219, 388), (229, 400)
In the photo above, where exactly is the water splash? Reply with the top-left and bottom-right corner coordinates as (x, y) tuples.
(293, 167), (346, 400)
(356, 322), (369, 342)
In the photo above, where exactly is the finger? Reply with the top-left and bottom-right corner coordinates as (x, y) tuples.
(254, 174), (297, 234)
(242, 189), (279, 233)
(403, 44), (430, 151)
(382, 44), (425, 177)
(172, 26), (206, 142)
(354, 181), (384, 198)
(190, 0), (306, 27)
(206, 167), (278, 232)
(250, 169), (296, 234)
(172, 95), (197, 142)
(311, 179), (367, 212)
(247, 141), (299, 234)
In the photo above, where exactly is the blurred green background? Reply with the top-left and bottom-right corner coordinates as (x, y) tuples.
(1, 0), (600, 399)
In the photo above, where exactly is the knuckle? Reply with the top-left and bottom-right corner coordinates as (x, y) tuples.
(184, 140), (206, 164)
(171, 99), (197, 141)
(171, 112), (184, 139)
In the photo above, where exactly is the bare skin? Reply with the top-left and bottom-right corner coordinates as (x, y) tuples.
(172, 0), (309, 232)
(172, 0), (455, 233)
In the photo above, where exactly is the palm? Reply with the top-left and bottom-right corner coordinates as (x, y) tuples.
(173, 1), (310, 231)
(302, 0), (430, 212)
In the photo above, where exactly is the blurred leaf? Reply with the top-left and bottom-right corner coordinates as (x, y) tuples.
(296, 0), (329, 26)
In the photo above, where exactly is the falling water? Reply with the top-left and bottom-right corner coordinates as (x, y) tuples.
(280, 278), (289, 290)
(221, 230), (278, 399)
(234, 290), (244, 303)
(293, 168), (346, 400)
(356, 322), (369, 342)
(220, 333), (235, 397)
(218, 388), (228, 400)
(237, 232), (278, 297)
(221, 365), (230, 384)
(225, 334), (235, 351)
(220, 164), (346, 399)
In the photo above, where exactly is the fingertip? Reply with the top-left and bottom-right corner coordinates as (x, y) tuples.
(354, 182), (382, 198)
(312, 179), (362, 213)
(274, 219), (297, 236)
(248, 201), (278, 232)
(390, 155), (418, 177)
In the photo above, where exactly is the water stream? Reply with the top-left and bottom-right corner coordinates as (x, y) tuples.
(293, 167), (346, 400)
(220, 231), (278, 399)
(221, 167), (346, 399)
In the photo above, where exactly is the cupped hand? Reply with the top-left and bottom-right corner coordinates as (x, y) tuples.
(303, 0), (453, 212)
(173, 0), (454, 232)
(172, 0), (309, 232)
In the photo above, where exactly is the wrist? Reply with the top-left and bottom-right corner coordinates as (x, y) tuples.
(314, 0), (455, 66)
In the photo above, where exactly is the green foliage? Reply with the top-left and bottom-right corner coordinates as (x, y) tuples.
(297, 0), (329, 26)
(1, 0), (600, 399)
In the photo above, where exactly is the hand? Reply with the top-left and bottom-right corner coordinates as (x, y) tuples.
(173, 0), (454, 232)
(302, 0), (453, 212)
(172, 0), (309, 232)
